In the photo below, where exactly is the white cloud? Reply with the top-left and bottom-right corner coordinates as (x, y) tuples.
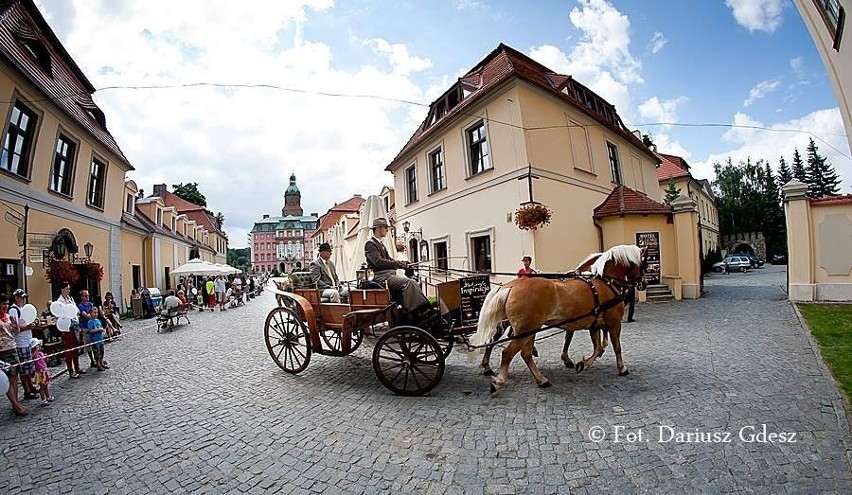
(743, 78), (782, 107)
(637, 96), (688, 127)
(726, 0), (786, 33)
(691, 109), (851, 189)
(456, 0), (482, 9)
(648, 32), (667, 54)
(529, 0), (642, 113)
(37, 0), (439, 248)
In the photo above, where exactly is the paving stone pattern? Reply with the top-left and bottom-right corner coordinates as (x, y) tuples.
(1, 265), (850, 493)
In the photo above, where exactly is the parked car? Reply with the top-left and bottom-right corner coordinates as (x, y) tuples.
(730, 252), (764, 268)
(771, 253), (787, 265)
(712, 256), (751, 272)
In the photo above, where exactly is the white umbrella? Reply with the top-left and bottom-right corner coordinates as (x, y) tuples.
(330, 221), (351, 282)
(171, 258), (223, 277)
(346, 195), (396, 280)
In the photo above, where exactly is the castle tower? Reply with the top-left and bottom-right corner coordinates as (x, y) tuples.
(282, 172), (303, 216)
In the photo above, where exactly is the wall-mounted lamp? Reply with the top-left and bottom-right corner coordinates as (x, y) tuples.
(402, 220), (422, 241)
(84, 242), (94, 261)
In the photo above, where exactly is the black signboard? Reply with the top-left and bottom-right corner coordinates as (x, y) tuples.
(460, 275), (491, 326)
(636, 232), (661, 285)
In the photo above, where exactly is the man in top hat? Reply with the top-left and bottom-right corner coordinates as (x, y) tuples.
(310, 242), (349, 303)
(365, 218), (432, 319)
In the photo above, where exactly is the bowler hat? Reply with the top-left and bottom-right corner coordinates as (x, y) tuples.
(318, 242), (332, 252)
(371, 217), (390, 229)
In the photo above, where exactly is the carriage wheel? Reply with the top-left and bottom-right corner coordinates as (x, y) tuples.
(320, 327), (363, 356)
(372, 326), (445, 396)
(264, 307), (311, 374)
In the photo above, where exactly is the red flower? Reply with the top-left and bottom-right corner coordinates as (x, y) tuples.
(45, 259), (79, 284)
(514, 203), (552, 231)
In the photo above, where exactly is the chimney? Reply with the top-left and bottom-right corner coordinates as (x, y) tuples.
(137, 189), (144, 198)
(152, 184), (167, 197)
(262, 214), (269, 219)
(310, 213), (318, 217)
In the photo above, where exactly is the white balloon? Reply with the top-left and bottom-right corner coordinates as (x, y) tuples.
(20, 304), (37, 325)
(56, 317), (71, 332)
(64, 304), (79, 319)
(0, 370), (8, 395)
(50, 301), (65, 317)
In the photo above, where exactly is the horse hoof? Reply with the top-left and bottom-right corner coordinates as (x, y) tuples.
(490, 383), (500, 395)
(539, 380), (551, 388)
(562, 359), (574, 369)
(619, 368), (629, 376)
(482, 368), (494, 377)
(575, 362), (585, 373)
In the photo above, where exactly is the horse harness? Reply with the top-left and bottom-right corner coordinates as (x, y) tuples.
(471, 273), (627, 349)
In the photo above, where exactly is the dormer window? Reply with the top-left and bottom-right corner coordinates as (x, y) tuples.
(156, 208), (162, 225)
(15, 36), (52, 76)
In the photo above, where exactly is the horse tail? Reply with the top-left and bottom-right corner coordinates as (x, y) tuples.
(470, 286), (511, 347)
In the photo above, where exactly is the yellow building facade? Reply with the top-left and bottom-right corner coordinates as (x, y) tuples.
(386, 44), (703, 298)
(0, 0), (133, 306)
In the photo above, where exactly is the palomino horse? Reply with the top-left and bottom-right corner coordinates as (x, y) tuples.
(470, 245), (646, 393)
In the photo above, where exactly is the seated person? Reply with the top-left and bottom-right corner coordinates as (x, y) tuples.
(310, 243), (349, 303)
(162, 290), (182, 314)
(364, 218), (432, 319)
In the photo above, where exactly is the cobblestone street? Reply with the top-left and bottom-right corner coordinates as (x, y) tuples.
(1, 265), (850, 493)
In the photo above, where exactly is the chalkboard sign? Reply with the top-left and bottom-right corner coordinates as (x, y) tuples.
(460, 275), (491, 326)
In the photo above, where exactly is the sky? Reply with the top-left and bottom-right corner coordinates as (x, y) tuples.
(33, 0), (851, 248)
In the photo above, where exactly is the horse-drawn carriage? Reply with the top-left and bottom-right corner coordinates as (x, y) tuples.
(264, 245), (648, 396)
(264, 271), (487, 396)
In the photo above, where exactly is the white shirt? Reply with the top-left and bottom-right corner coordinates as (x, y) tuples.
(10, 304), (32, 348)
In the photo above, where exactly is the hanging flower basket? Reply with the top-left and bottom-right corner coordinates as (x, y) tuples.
(44, 258), (80, 284)
(514, 203), (552, 231)
(83, 263), (104, 282)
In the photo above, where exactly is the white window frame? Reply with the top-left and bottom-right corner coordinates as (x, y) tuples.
(465, 226), (495, 273)
(463, 117), (492, 178)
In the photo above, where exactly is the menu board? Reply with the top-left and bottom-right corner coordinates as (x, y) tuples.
(460, 275), (491, 326)
(635, 231), (661, 285)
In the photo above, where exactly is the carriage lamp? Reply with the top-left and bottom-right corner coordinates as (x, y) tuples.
(84, 242), (94, 261)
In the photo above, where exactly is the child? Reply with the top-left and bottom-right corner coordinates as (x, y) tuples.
(86, 308), (108, 371)
(30, 338), (55, 406)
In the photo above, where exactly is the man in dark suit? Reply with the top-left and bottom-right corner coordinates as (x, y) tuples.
(310, 243), (348, 303)
(365, 217), (431, 317)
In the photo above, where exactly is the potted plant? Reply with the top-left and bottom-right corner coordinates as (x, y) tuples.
(514, 203), (552, 231)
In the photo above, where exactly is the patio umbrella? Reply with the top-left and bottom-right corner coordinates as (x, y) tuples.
(330, 221), (351, 282)
(346, 195), (396, 281)
(171, 258), (223, 277)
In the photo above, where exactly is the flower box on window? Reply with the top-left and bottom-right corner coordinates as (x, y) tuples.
(514, 203), (552, 231)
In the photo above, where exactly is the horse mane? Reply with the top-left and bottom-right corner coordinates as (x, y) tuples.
(589, 245), (641, 277)
(574, 252), (602, 272)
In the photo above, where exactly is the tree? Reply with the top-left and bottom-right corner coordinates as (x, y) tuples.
(713, 157), (767, 236)
(805, 138), (841, 198)
(777, 156), (793, 188)
(761, 161), (785, 257)
(663, 179), (682, 205)
(215, 212), (225, 230)
(172, 183), (207, 207)
(791, 148), (808, 184)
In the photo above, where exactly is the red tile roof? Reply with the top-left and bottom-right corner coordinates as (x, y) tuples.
(656, 152), (690, 181)
(0, 0), (132, 168)
(388, 43), (657, 171)
(151, 188), (224, 237)
(810, 194), (852, 206)
(312, 195), (365, 238)
(594, 185), (672, 219)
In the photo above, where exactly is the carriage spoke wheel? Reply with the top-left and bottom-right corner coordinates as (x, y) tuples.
(264, 307), (311, 374)
(372, 326), (445, 396)
(320, 327), (363, 356)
